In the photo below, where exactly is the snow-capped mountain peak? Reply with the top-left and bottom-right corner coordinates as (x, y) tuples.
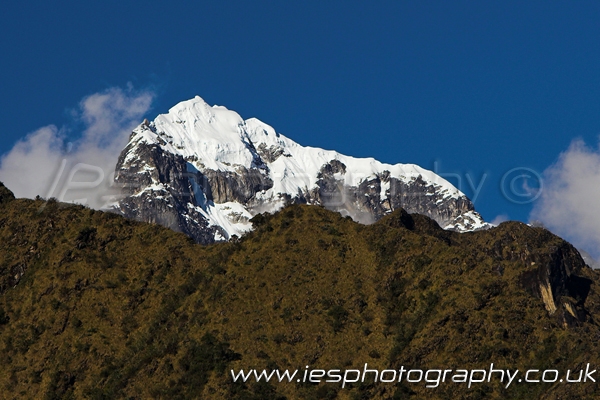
(112, 96), (488, 244)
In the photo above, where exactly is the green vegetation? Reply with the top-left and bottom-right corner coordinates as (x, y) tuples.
(0, 181), (599, 399)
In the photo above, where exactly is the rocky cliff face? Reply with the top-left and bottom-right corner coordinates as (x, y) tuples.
(111, 96), (488, 244)
(0, 182), (15, 205)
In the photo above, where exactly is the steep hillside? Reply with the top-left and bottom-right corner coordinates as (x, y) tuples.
(0, 182), (599, 399)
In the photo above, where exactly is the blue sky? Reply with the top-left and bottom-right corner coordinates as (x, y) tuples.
(2, 1), (600, 252)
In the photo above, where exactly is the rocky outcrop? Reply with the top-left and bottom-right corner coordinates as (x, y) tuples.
(0, 182), (15, 205)
(486, 222), (592, 327)
(114, 139), (227, 244)
(309, 160), (481, 227)
(202, 168), (273, 204)
(520, 244), (591, 328)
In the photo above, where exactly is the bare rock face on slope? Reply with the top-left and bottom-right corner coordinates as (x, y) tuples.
(0, 182), (15, 205)
(111, 96), (488, 244)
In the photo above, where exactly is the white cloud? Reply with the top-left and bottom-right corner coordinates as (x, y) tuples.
(530, 138), (600, 259)
(0, 86), (154, 209)
(0, 126), (65, 200)
(490, 214), (509, 226)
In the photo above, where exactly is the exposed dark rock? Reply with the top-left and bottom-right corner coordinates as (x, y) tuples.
(202, 168), (273, 204)
(388, 176), (475, 230)
(483, 222), (591, 327)
(256, 143), (287, 163)
(0, 182), (15, 205)
(114, 141), (226, 244)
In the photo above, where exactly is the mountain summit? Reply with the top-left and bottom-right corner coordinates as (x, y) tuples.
(112, 96), (487, 244)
